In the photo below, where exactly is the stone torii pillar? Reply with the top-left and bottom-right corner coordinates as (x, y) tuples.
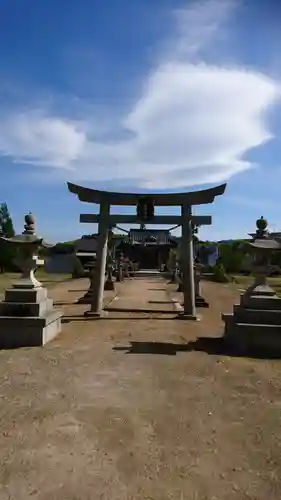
(180, 204), (196, 319)
(84, 201), (110, 317)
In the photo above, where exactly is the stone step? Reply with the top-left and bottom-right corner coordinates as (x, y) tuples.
(134, 270), (162, 278)
(0, 298), (53, 317)
(0, 309), (62, 348)
(241, 295), (281, 310)
(222, 313), (281, 332)
(222, 313), (281, 355)
(4, 287), (48, 304)
(233, 305), (281, 325)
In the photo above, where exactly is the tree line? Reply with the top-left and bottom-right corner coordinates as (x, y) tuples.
(0, 202), (16, 273)
(1, 201), (281, 275)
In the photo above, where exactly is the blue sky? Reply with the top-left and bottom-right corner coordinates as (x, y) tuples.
(0, 0), (281, 242)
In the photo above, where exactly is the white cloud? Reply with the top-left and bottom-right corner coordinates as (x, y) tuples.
(0, 0), (280, 189)
(0, 110), (86, 168)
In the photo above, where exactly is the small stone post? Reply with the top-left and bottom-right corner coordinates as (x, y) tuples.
(194, 262), (209, 307)
(116, 257), (122, 282)
(77, 262), (96, 303)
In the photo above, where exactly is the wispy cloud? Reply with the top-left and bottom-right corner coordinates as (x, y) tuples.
(0, 0), (280, 189)
(169, 0), (236, 59)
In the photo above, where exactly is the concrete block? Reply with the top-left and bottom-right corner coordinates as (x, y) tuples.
(0, 310), (62, 349)
(0, 298), (53, 317)
(4, 287), (48, 304)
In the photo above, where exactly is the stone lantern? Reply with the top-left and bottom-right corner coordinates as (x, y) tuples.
(244, 216), (281, 297)
(0, 213), (63, 348)
(222, 216), (281, 356)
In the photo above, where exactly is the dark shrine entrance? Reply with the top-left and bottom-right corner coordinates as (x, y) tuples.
(137, 246), (159, 269)
(117, 228), (178, 269)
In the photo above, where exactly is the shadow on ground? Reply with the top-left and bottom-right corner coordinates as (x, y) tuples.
(147, 288), (167, 291)
(62, 315), (178, 323)
(54, 301), (72, 306)
(113, 337), (281, 359)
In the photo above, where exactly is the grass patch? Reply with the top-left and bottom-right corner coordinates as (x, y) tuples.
(230, 274), (281, 295)
(0, 270), (72, 298)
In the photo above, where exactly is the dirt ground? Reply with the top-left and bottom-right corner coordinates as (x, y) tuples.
(0, 275), (280, 500)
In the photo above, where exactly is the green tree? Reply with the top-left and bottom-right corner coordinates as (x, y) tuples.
(0, 203), (16, 273)
(218, 241), (246, 273)
(0, 203), (15, 237)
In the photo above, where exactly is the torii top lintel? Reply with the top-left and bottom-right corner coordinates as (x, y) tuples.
(67, 182), (226, 206)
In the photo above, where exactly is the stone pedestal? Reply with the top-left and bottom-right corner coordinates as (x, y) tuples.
(0, 286), (62, 349)
(123, 263), (130, 279)
(194, 265), (209, 308)
(78, 266), (96, 304)
(116, 266), (123, 282)
(0, 212), (63, 348)
(222, 217), (281, 356)
(222, 284), (281, 356)
(104, 278), (115, 290)
(169, 269), (177, 284)
(104, 263), (115, 290)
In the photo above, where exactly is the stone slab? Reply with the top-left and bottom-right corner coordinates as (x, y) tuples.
(222, 313), (281, 356)
(241, 295), (281, 310)
(4, 287), (48, 304)
(0, 310), (62, 349)
(246, 285), (276, 296)
(233, 304), (281, 325)
(0, 298), (53, 317)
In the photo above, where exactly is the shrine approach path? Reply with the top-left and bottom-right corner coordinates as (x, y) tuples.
(0, 275), (280, 500)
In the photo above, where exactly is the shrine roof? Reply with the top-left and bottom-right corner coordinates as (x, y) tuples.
(128, 228), (177, 245)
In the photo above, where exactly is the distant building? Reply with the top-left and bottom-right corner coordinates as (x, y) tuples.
(75, 234), (98, 270)
(116, 228), (178, 269)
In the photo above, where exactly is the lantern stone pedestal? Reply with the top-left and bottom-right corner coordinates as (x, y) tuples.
(194, 264), (209, 308)
(0, 214), (63, 349)
(222, 284), (281, 356)
(104, 262), (115, 291)
(222, 217), (281, 357)
(77, 263), (96, 304)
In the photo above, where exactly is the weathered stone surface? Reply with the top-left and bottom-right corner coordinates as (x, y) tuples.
(0, 298), (53, 317)
(0, 310), (62, 348)
(222, 217), (281, 357)
(0, 214), (63, 349)
(4, 287), (48, 303)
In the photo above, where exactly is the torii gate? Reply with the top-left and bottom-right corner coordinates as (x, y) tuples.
(67, 182), (226, 319)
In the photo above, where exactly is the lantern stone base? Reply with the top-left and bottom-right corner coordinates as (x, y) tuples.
(222, 285), (281, 357)
(104, 279), (115, 291)
(0, 286), (62, 349)
(195, 295), (209, 308)
(77, 290), (94, 304)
